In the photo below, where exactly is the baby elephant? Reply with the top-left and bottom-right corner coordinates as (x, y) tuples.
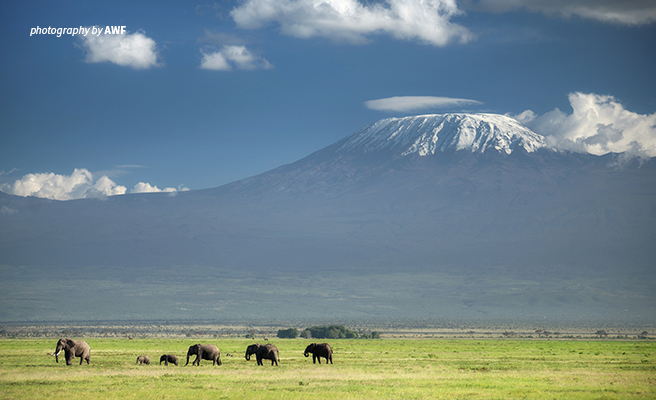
(160, 354), (178, 366)
(136, 355), (150, 365)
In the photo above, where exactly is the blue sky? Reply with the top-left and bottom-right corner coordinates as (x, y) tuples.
(1, 0), (655, 199)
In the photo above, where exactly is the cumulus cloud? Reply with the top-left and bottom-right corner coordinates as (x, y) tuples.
(0, 169), (190, 200)
(131, 182), (189, 194)
(230, 0), (475, 46)
(515, 92), (656, 158)
(78, 27), (161, 69)
(200, 45), (273, 71)
(0, 169), (127, 200)
(465, 0), (656, 26)
(365, 96), (483, 112)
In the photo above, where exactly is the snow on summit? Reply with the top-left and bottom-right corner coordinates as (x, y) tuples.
(338, 113), (546, 156)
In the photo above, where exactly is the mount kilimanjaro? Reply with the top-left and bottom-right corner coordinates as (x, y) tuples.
(1, 113), (654, 324)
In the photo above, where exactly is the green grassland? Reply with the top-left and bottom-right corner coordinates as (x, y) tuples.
(0, 338), (654, 399)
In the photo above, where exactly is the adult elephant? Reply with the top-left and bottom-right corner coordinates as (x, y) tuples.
(245, 344), (279, 366)
(53, 338), (90, 365)
(160, 354), (178, 366)
(185, 344), (222, 366)
(304, 343), (333, 364)
(136, 355), (150, 365)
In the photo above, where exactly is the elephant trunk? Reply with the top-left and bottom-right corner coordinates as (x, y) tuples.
(245, 353), (251, 361)
(55, 348), (62, 363)
(304, 351), (309, 357)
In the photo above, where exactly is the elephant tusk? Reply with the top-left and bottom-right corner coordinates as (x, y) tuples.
(55, 350), (61, 356)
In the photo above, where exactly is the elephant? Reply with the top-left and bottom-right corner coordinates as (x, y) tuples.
(160, 354), (178, 366)
(136, 355), (150, 365)
(53, 338), (90, 365)
(304, 343), (333, 364)
(245, 344), (279, 366)
(185, 344), (222, 366)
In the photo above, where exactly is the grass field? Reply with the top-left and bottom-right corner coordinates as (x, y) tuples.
(0, 338), (654, 399)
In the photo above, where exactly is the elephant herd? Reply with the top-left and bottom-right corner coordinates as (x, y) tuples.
(51, 338), (333, 367)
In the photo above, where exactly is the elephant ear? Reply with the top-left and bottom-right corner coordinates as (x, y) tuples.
(66, 339), (76, 348)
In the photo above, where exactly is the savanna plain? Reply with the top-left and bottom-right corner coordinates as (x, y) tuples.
(1, 336), (654, 399)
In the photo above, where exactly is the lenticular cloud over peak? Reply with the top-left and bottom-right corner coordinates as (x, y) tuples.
(365, 96), (483, 112)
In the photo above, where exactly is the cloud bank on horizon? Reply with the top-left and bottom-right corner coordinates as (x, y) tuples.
(0, 169), (188, 201)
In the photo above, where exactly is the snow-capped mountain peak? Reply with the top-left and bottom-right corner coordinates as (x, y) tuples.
(337, 113), (546, 156)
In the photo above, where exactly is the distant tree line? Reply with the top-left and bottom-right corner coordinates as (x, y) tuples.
(277, 325), (380, 339)
(277, 328), (299, 338)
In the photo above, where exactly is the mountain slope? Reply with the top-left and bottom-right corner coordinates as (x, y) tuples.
(336, 113), (546, 156)
(1, 114), (654, 323)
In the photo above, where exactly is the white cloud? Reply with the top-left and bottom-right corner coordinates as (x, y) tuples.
(200, 51), (231, 71)
(78, 27), (161, 69)
(509, 109), (537, 125)
(466, 0), (656, 26)
(1, 206), (18, 215)
(230, 0), (475, 46)
(0, 169), (127, 200)
(0, 169), (191, 200)
(131, 182), (189, 193)
(200, 45), (273, 71)
(515, 92), (656, 158)
(365, 96), (483, 112)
